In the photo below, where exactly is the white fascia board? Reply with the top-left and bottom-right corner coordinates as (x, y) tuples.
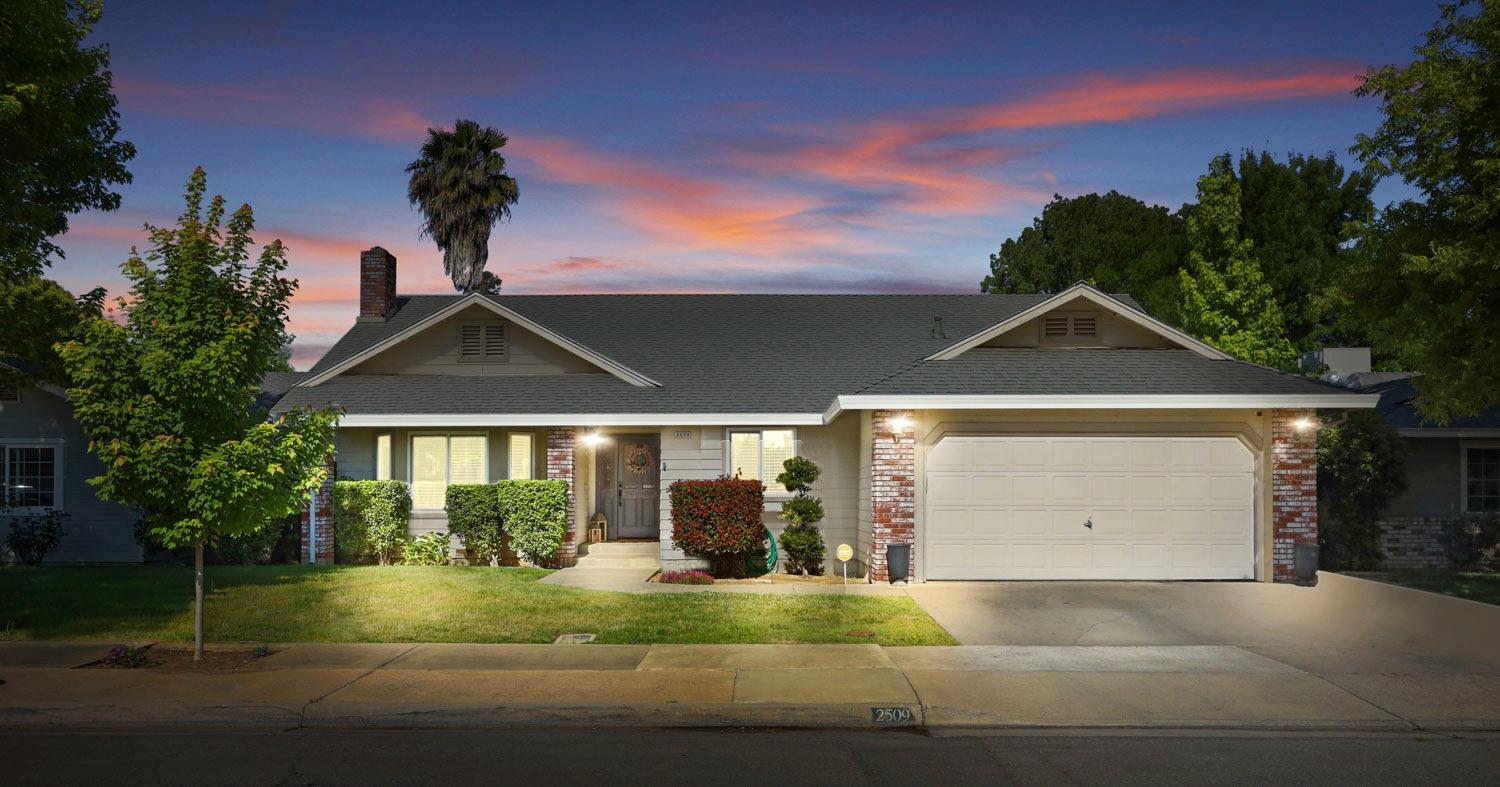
(834, 394), (1380, 411)
(339, 412), (827, 428)
(303, 293), (661, 389)
(927, 283), (1231, 361)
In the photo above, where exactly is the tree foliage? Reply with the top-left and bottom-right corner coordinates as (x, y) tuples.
(406, 119), (519, 293)
(1177, 155), (1297, 369)
(1317, 410), (1408, 570)
(0, 276), (103, 386)
(981, 191), (1185, 318)
(1337, 0), (1500, 422)
(0, 0), (134, 276)
(57, 168), (339, 549)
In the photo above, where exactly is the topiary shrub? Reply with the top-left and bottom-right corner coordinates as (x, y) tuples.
(496, 479), (569, 567)
(775, 456), (826, 575)
(445, 483), (505, 566)
(403, 531), (451, 566)
(330, 480), (412, 565)
(4, 509), (67, 565)
(670, 475), (766, 578)
(1317, 410), (1407, 570)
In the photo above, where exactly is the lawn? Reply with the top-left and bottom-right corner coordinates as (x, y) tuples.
(1375, 570), (1500, 606)
(0, 566), (956, 645)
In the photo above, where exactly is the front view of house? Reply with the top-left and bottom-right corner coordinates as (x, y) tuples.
(271, 248), (1376, 583)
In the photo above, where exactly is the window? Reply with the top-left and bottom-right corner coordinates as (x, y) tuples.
(1465, 445), (1500, 513)
(2, 444), (59, 508)
(459, 322), (506, 361)
(728, 429), (795, 485)
(375, 434), (392, 480)
(410, 434), (487, 509)
(0, 382), (18, 402)
(508, 433), (534, 480)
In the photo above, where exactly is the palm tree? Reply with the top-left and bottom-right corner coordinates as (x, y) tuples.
(406, 120), (519, 292)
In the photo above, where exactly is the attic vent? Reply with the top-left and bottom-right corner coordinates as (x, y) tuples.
(1043, 316), (1070, 337)
(460, 323), (506, 361)
(1072, 315), (1097, 337)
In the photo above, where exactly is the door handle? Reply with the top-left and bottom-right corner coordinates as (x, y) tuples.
(1083, 516), (1093, 530)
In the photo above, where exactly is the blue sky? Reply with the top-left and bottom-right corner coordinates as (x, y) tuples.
(53, 0), (1437, 366)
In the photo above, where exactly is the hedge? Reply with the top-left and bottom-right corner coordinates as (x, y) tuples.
(330, 480), (411, 564)
(497, 480), (570, 566)
(669, 475), (765, 577)
(445, 483), (505, 566)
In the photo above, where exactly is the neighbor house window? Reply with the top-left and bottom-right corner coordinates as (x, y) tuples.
(728, 429), (795, 484)
(2, 443), (59, 509)
(508, 433), (533, 480)
(459, 322), (506, 362)
(375, 434), (392, 480)
(1465, 445), (1500, 513)
(410, 434), (487, 509)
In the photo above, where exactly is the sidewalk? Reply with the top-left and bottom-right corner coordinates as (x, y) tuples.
(5, 640), (1498, 732)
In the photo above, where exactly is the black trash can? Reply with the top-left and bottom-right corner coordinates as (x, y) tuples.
(1293, 543), (1319, 585)
(886, 543), (911, 585)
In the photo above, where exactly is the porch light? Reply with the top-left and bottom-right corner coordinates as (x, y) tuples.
(889, 415), (914, 432)
(580, 431), (607, 447)
(1293, 417), (1316, 432)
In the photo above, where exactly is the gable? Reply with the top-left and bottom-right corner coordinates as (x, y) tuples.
(979, 296), (1176, 350)
(347, 303), (603, 377)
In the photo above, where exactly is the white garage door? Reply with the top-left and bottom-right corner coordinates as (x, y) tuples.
(924, 435), (1255, 580)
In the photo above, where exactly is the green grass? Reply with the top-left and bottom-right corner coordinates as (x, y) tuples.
(1377, 570), (1500, 606)
(0, 565), (956, 645)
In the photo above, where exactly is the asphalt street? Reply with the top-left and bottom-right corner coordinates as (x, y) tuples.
(2, 726), (1496, 785)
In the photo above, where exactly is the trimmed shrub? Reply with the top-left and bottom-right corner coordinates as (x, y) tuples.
(670, 476), (766, 578)
(658, 569), (714, 585)
(4, 509), (66, 565)
(445, 483), (505, 566)
(331, 480), (411, 565)
(497, 480), (570, 566)
(775, 456), (826, 575)
(404, 531), (452, 566)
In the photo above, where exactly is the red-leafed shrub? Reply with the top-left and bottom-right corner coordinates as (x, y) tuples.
(658, 569), (714, 585)
(669, 475), (766, 577)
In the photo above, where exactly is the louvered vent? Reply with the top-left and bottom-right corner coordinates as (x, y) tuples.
(1071, 316), (1097, 337)
(460, 324), (483, 356)
(483, 324), (506, 357)
(460, 323), (506, 359)
(1043, 316), (1070, 337)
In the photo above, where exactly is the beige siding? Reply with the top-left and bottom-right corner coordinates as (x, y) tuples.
(348, 303), (602, 376)
(0, 387), (140, 563)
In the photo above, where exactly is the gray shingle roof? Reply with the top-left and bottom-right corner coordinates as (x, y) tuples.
(274, 293), (1366, 416)
(1370, 375), (1500, 430)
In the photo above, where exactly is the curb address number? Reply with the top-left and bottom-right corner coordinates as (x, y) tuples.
(871, 706), (915, 724)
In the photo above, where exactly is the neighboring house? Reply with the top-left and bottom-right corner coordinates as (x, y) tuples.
(0, 362), (307, 564)
(1309, 348), (1500, 569)
(274, 247), (1375, 583)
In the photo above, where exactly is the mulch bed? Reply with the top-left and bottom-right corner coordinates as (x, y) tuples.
(81, 644), (279, 673)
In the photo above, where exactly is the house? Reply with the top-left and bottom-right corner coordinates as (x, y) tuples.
(1307, 348), (1500, 569)
(272, 247), (1375, 582)
(0, 361), (308, 563)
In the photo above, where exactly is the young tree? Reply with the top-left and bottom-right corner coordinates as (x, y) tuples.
(57, 169), (338, 659)
(406, 120), (519, 293)
(1, 0), (134, 277)
(1338, 0), (1500, 422)
(981, 191), (1185, 319)
(1177, 155), (1297, 369)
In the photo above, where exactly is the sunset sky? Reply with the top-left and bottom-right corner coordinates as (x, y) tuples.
(52, 0), (1434, 368)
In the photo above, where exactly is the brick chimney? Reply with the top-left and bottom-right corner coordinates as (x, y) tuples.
(358, 247), (397, 322)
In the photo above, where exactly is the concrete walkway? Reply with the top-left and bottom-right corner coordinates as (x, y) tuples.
(4, 638), (1498, 732)
(538, 566), (906, 595)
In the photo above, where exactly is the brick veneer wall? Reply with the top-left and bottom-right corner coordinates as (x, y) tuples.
(547, 427), (578, 567)
(868, 410), (915, 582)
(359, 247), (397, 321)
(1271, 409), (1318, 583)
(1379, 517), (1451, 570)
(299, 456), (336, 565)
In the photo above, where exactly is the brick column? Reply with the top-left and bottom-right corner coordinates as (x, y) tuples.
(1271, 409), (1318, 584)
(869, 410), (916, 582)
(300, 456), (336, 565)
(546, 427), (578, 567)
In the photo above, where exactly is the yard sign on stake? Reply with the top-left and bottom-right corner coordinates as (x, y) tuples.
(837, 543), (853, 586)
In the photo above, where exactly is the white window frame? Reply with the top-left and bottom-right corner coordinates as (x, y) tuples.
(507, 432), (534, 480)
(0, 438), (64, 512)
(375, 433), (392, 480)
(407, 432), (489, 511)
(725, 428), (798, 497)
(1460, 441), (1500, 514)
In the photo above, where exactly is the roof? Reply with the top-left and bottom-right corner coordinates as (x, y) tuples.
(1368, 375), (1500, 431)
(274, 293), (1373, 419)
(257, 371), (308, 411)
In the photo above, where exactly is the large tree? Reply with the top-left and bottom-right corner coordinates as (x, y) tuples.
(1336, 0), (1500, 422)
(0, 276), (103, 385)
(1235, 150), (1377, 347)
(1177, 155), (1297, 369)
(981, 191), (1185, 318)
(57, 169), (338, 659)
(406, 119), (519, 293)
(0, 0), (134, 277)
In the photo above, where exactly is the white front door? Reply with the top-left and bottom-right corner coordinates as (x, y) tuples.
(923, 435), (1255, 580)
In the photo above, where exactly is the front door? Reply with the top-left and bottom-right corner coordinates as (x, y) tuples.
(596, 435), (660, 539)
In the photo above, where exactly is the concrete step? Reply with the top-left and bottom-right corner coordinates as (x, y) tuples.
(574, 555), (662, 569)
(578, 541), (660, 558)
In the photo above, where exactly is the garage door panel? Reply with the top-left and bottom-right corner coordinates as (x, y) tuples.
(923, 435), (1255, 581)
